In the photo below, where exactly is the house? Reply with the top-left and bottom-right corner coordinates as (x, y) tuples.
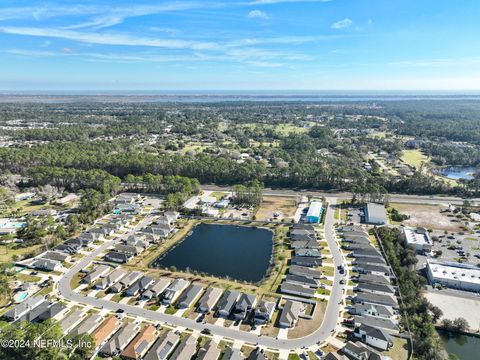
(233, 293), (257, 320)
(116, 193), (140, 204)
(355, 283), (395, 295)
(104, 251), (132, 263)
(109, 271), (143, 293)
(121, 325), (157, 360)
(290, 229), (315, 237)
(350, 303), (395, 320)
(248, 348), (267, 360)
(196, 340), (221, 360)
(353, 324), (393, 351)
(215, 199), (230, 209)
(114, 244), (144, 256)
(352, 264), (390, 276)
(176, 284), (204, 309)
(216, 290), (240, 317)
(164, 211), (180, 222)
(364, 203), (387, 225)
(289, 265), (322, 279)
(144, 332), (180, 360)
(40, 251), (69, 262)
(292, 223), (315, 231)
(341, 341), (383, 360)
(91, 316), (120, 347)
(65, 238), (90, 248)
(97, 268), (127, 290)
(290, 256), (322, 267)
(99, 323), (140, 357)
(79, 232), (100, 242)
(162, 279), (190, 305)
(13, 301), (50, 322)
(197, 287), (223, 313)
(353, 293), (398, 308)
(222, 348), (243, 360)
(290, 239), (319, 250)
(354, 273), (391, 285)
(169, 335), (197, 360)
(141, 278), (171, 300)
(295, 248), (322, 258)
(31, 209), (57, 217)
(56, 193), (79, 205)
(285, 274), (320, 288)
(155, 216), (173, 227)
(2, 296), (44, 321)
(59, 310), (84, 333)
(253, 300), (275, 325)
(54, 243), (80, 254)
(354, 315), (399, 332)
(33, 302), (67, 323)
(69, 314), (103, 337)
(278, 300), (304, 328)
(125, 276), (155, 297)
(280, 282), (315, 297)
(290, 233), (316, 242)
(82, 265), (111, 284)
(352, 257), (387, 266)
(30, 258), (61, 272)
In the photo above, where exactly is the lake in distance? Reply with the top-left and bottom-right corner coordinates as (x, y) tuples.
(438, 330), (480, 360)
(152, 223), (274, 283)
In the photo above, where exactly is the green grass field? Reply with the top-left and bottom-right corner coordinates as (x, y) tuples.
(401, 149), (430, 169)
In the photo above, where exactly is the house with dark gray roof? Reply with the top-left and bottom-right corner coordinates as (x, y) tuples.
(354, 273), (391, 285)
(233, 293), (257, 320)
(355, 282), (395, 295)
(197, 287), (223, 313)
(40, 251), (69, 262)
(295, 248), (322, 257)
(352, 256), (387, 266)
(248, 348), (267, 360)
(176, 284), (204, 309)
(285, 274), (320, 288)
(125, 276), (155, 297)
(288, 265), (322, 279)
(353, 315), (399, 332)
(290, 256), (322, 267)
(28, 302), (66, 323)
(54, 243), (80, 254)
(100, 323), (140, 357)
(290, 239), (319, 249)
(216, 290), (240, 317)
(352, 264), (390, 276)
(353, 293), (398, 308)
(341, 341), (382, 360)
(280, 282), (315, 298)
(349, 303), (395, 320)
(2, 296), (44, 321)
(30, 258), (61, 272)
(253, 300), (275, 325)
(353, 324), (393, 351)
(104, 251), (133, 263)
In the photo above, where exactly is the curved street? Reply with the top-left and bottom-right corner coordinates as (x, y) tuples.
(57, 201), (346, 351)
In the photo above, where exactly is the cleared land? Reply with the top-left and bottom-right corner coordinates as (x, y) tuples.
(255, 196), (298, 222)
(401, 149), (430, 170)
(390, 203), (462, 232)
(287, 300), (327, 339)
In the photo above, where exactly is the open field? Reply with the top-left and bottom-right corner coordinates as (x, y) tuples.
(255, 196), (298, 222)
(0, 244), (43, 263)
(390, 203), (463, 232)
(401, 149), (430, 170)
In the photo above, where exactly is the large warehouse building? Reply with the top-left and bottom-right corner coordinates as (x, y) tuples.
(364, 203), (388, 225)
(426, 259), (480, 292)
(306, 201), (323, 223)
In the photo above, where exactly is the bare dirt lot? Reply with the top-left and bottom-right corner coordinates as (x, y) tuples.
(287, 300), (327, 339)
(255, 196), (298, 222)
(391, 203), (463, 232)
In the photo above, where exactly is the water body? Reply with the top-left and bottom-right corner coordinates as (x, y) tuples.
(152, 223), (274, 283)
(438, 330), (480, 360)
(438, 166), (477, 180)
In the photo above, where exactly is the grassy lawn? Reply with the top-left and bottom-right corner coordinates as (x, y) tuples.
(15, 272), (42, 283)
(383, 337), (409, 360)
(401, 149), (430, 170)
(69, 273), (83, 290)
(35, 285), (53, 297)
(0, 243), (43, 263)
(164, 305), (177, 315)
(210, 192), (227, 201)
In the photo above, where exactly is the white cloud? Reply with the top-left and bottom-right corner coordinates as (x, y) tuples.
(331, 18), (352, 29)
(245, 0), (330, 4)
(247, 10), (270, 19)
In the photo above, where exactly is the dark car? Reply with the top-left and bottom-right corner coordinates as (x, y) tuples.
(201, 328), (212, 335)
(116, 309), (125, 313)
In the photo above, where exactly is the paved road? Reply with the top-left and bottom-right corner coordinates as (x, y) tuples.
(57, 204), (346, 350)
(200, 185), (479, 206)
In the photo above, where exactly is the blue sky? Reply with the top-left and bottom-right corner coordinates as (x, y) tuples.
(1, 0), (480, 90)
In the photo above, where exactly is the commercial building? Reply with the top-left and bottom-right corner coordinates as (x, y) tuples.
(403, 227), (432, 253)
(426, 259), (480, 292)
(364, 203), (388, 225)
(306, 201), (323, 223)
